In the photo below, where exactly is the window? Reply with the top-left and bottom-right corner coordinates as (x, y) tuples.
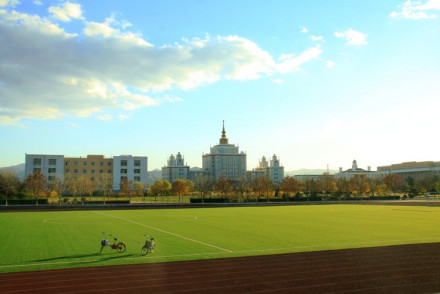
(49, 159), (56, 165)
(134, 176), (140, 182)
(48, 168), (56, 173)
(74, 169), (78, 174)
(100, 162), (104, 166)
(83, 169), (87, 174)
(121, 169), (127, 174)
(108, 169), (112, 173)
(99, 169), (103, 174)
(108, 162), (112, 166)
(48, 176), (54, 181)
(121, 160), (128, 166)
(83, 162), (87, 166)
(74, 161), (78, 166)
(134, 169), (140, 174)
(66, 169), (70, 173)
(73, 177), (77, 181)
(91, 177), (95, 181)
(134, 160), (141, 167)
(33, 158), (41, 165)
(120, 176), (127, 181)
(91, 169), (95, 174)
(65, 161), (70, 166)
(33, 168), (41, 173)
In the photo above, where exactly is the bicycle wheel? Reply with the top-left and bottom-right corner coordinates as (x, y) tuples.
(116, 242), (126, 253)
(141, 246), (149, 255)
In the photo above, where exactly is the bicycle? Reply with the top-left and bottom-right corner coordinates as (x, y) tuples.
(100, 233), (126, 253)
(141, 235), (155, 255)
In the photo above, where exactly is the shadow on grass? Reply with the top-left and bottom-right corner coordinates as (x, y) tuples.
(34, 252), (137, 262)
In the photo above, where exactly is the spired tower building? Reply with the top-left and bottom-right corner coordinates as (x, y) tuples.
(202, 121), (247, 184)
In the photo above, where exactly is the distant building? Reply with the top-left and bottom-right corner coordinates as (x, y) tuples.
(24, 154), (64, 183)
(162, 152), (190, 183)
(268, 154), (284, 184)
(64, 154), (113, 184)
(247, 154), (284, 184)
(113, 155), (148, 191)
(377, 161), (440, 180)
(202, 121), (246, 184)
(334, 160), (375, 180)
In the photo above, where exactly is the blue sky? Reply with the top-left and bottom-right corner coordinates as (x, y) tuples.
(0, 0), (439, 171)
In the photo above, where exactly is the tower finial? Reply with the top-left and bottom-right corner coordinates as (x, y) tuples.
(220, 120), (228, 144)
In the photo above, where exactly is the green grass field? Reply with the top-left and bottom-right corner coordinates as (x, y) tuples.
(0, 204), (439, 273)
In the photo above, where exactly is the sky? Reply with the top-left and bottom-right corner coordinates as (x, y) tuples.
(0, 0), (439, 172)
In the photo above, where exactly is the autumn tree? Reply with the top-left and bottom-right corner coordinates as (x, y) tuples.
(119, 177), (133, 197)
(415, 175), (437, 193)
(171, 179), (193, 203)
(194, 173), (210, 201)
(318, 173), (335, 196)
(25, 170), (47, 204)
(335, 177), (350, 196)
(133, 182), (144, 197)
(0, 171), (21, 204)
(213, 176), (234, 198)
(383, 174), (404, 193)
(150, 180), (171, 198)
(252, 176), (272, 200)
(235, 177), (252, 201)
(280, 176), (301, 197)
(349, 174), (370, 197)
(48, 176), (66, 205)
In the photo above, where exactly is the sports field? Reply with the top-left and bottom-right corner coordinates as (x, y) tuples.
(0, 204), (439, 273)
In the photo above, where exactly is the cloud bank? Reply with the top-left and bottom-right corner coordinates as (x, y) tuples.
(390, 0), (440, 19)
(0, 2), (323, 125)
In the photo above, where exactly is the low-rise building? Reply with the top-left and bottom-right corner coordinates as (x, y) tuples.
(377, 161), (440, 180)
(334, 160), (375, 180)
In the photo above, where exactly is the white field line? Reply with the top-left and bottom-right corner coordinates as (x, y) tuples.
(2, 237), (439, 270)
(94, 211), (232, 253)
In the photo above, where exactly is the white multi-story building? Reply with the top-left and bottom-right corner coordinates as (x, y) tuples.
(112, 155), (148, 190)
(268, 154), (284, 184)
(247, 154), (284, 184)
(24, 154), (64, 182)
(334, 160), (375, 180)
(202, 122), (246, 184)
(162, 152), (190, 183)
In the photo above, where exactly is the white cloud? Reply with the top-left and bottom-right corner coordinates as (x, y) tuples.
(69, 123), (78, 127)
(33, 0), (42, 5)
(390, 0), (440, 19)
(0, 9), (325, 125)
(310, 35), (323, 41)
(334, 29), (367, 46)
(300, 26), (308, 33)
(0, 0), (19, 7)
(326, 60), (335, 69)
(277, 45), (323, 73)
(48, 1), (83, 22)
(272, 79), (283, 84)
(97, 114), (112, 121)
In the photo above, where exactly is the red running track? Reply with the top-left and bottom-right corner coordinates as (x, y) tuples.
(1, 242), (439, 294)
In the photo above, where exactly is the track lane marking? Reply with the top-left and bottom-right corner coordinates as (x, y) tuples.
(94, 211), (232, 253)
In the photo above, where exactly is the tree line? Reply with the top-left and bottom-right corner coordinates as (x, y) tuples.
(1, 170), (439, 203)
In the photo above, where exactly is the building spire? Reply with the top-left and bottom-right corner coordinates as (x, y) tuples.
(219, 120), (229, 144)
